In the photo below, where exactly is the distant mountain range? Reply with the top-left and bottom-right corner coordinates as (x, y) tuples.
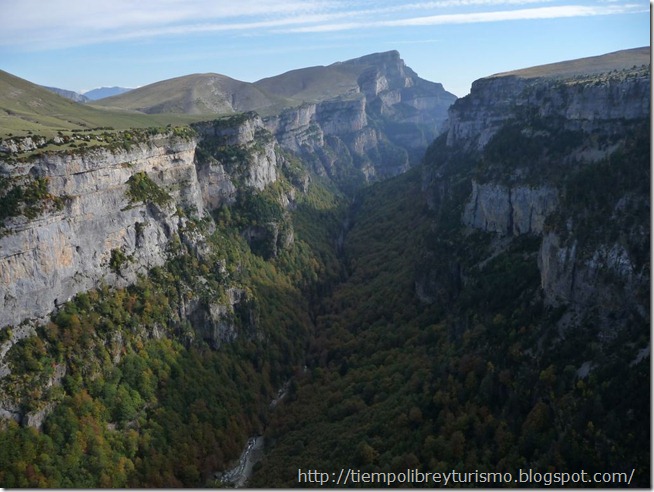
(5, 47), (647, 140)
(83, 86), (133, 100)
(94, 72), (289, 115)
(40, 85), (133, 102)
(1, 51), (456, 140)
(39, 50), (453, 117)
(41, 86), (90, 103)
(92, 50), (455, 118)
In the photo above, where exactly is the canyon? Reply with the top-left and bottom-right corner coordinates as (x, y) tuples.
(0, 47), (649, 487)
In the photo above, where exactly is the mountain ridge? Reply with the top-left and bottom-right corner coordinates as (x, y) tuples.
(1, 51), (457, 187)
(92, 50), (456, 118)
(489, 46), (649, 79)
(93, 72), (291, 115)
(39, 86), (133, 103)
(0, 70), (214, 137)
(0, 50), (456, 148)
(41, 86), (89, 103)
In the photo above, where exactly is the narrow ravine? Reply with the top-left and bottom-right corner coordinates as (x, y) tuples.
(216, 436), (264, 488)
(214, 191), (363, 488)
(214, 380), (291, 487)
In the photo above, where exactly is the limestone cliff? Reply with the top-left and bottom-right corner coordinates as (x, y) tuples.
(446, 49), (649, 151)
(0, 114), (290, 331)
(194, 113), (279, 208)
(462, 181), (558, 236)
(0, 121), (290, 426)
(0, 133), (204, 329)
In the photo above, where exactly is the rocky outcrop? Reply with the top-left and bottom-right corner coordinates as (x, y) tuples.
(264, 99), (405, 182)
(0, 135), (49, 153)
(316, 97), (367, 135)
(41, 86), (89, 103)
(262, 104), (321, 154)
(463, 181), (558, 236)
(538, 231), (647, 335)
(539, 237), (638, 307)
(181, 288), (257, 350)
(194, 114), (278, 208)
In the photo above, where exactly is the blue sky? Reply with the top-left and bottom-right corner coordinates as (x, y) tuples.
(0, 0), (649, 97)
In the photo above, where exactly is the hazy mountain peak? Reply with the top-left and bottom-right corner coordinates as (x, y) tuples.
(83, 86), (133, 100)
(41, 86), (89, 103)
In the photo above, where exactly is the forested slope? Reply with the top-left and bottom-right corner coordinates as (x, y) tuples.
(254, 161), (649, 486)
(0, 155), (347, 486)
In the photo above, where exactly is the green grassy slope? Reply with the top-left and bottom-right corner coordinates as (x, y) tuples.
(93, 73), (294, 116)
(0, 70), (212, 137)
(253, 64), (364, 102)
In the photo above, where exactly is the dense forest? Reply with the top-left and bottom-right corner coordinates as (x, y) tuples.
(254, 162), (649, 487)
(250, 100), (649, 486)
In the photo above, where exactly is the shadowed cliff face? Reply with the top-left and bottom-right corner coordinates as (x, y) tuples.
(445, 56), (649, 151)
(462, 181), (558, 236)
(249, 51), (650, 489)
(421, 48), (649, 337)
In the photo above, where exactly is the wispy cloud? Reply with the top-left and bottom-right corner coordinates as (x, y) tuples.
(281, 3), (645, 32)
(0, 0), (334, 49)
(384, 3), (644, 24)
(0, 0), (645, 50)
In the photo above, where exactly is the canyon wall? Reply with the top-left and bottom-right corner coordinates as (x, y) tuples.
(421, 50), (649, 336)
